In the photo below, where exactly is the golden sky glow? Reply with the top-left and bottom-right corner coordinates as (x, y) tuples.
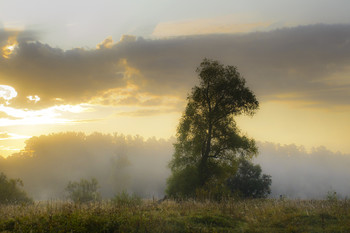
(0, 85), (17, 103)
(236, 102), (350, 153)
(1, 3), (350, 157)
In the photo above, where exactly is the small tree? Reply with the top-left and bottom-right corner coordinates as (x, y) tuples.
(112, 191), (142, 207)
(167, 59), (259, 198)
(0, 172), (33, 204)
(65, 178), (101, 203)
(227, 159), (271, 198)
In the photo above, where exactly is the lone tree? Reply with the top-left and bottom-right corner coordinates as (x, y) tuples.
(167, 59), (259, 198)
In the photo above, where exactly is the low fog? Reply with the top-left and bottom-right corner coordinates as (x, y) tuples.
(255, 143), (350, 199)
(1, 132), (350, 200)
(0, 132), (173, 200)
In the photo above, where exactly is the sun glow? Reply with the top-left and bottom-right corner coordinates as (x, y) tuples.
(0, 103), (89, 127)
(1, 36), (18, 59)
(0, 132), (31, 141)
(27, 95), (41, 103)
(0, 85), (17, 104)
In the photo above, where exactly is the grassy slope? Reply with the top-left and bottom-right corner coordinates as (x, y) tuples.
(0, 199), (349, 232)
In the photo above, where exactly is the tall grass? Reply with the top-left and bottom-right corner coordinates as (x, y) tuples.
(0, 198), (349, 232)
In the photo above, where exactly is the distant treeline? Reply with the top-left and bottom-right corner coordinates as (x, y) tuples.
(1, 132), (350, 200)
(0, 132), (173, 200)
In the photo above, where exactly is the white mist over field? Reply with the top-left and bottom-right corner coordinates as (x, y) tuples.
(1, 132), (349, 200)
(255, 142), (350, 199)
(0, 132), (173, 200)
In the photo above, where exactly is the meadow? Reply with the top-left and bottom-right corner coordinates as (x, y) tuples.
(0, 198), (349, 232)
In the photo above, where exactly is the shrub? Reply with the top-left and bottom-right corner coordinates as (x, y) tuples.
(112, 191), (142, 207)
(65, 178), (101, 204)
(227, 159), (271, 198)
(166, 165), (199, 199)
(0, 172), (33, 204)
(326, 190), (338, 202)
(195, 178), (232, 202)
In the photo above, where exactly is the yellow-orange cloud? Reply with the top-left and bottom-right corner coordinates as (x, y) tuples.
(1, 35), (18, 59)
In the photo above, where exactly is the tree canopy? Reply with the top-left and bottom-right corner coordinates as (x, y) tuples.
(167, 59), (259, 198)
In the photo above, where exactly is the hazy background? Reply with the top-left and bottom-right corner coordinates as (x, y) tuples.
(1, 132), (349, 200)
(1, 1), (350, 201)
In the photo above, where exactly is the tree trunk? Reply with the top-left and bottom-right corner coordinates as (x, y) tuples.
(199, 122), (212, 186)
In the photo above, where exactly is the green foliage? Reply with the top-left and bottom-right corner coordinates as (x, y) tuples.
(326, 190), (338, 202)
(0, 172), (33, 204)
(65, 178), (101, 204)
(195, 178), (232, 202)
(166, 165), (199, 198)
(167, 58), (259, 198)
(227, 159), (271, 198)
(111, 191), (142, 207)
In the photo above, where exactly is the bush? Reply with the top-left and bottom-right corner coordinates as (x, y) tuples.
(0, 172), (33, 204)
(112, 191), (142, 207)
(227, 159), (271, 198)
(326, 190), (338, 202)
(65, 178), (101, 204)
(195, 178), (231, 202)
(166, 165), (199, 199)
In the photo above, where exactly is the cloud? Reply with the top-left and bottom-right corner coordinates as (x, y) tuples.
(0, 132), (10, 139)
(117, 108), (178, 117)
(0, 85), (17, 104)
(1, 24), (350, 110)
(96, 36), (114, 49)
(0, 110), (19, 120)
(0, 132), (30, 140)
(0, 104), (90, 127)
(0, 29), (36, 47)
(90, 85), (182, 109)
(123, 24), (350, 107)
(0, 42), (127, 108)
(110, 24), (350, 108)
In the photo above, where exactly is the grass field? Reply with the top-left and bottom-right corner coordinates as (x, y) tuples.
(0, 199), (349, 232)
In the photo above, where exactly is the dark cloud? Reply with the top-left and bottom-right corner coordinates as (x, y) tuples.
(0, 42), (127, 108)
(1, 24), (350, 109)
(0, 29), (36, 46)
(118, 24), (350, 106)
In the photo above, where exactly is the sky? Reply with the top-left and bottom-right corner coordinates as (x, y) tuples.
(1, 0), (350, 157)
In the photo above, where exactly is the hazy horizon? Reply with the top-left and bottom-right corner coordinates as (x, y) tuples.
(1, 131), (349, 200)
